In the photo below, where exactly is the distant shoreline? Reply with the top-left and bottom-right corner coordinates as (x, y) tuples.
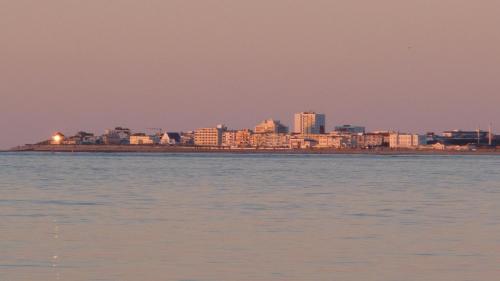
(7, 144), (500, 155)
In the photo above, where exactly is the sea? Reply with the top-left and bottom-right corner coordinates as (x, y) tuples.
(0, 152), (499, 281)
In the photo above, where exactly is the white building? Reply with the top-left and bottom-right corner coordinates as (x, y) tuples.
(294, 112), (326, 134)
(130, 133), (160, 145)
(389, 133), (426, 149)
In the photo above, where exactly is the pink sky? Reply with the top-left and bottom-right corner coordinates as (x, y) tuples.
(1, 1), (499, 148)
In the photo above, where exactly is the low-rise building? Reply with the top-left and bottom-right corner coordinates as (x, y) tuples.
(317, 135), (350, 148)
(352, 133), (388, 148)
(389, 133), (426, 149)
(130, 133), (160, 145)
(103, 127), (131, 145)
(180, 131), (195, 145)
(251, 133), (290, 148)
(290, 136), (318, 149)
(440, 130), (490, 145)
(70, 131), (99, 145)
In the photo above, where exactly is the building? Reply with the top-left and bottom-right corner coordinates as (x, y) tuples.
(70, 131), (100, 145)
(389, 133), (426, 149)
(180, 131), (195, 145)
(251, 133), (290, 148)
(194, 125), (226, 146)
(353, 133), (388, 148)
(290, 136), (318, 149)
(317, 135), (350, 148)
(222, 130), (255, 148)
(130, 133), (159, 145)
(160, 132), (181, 145)
(103, 127), (131, 145)
(235, 129), (253, 147)
(254, 119), (288, 134)
(440, 130), (490, 145)
(334, 125), (365, 134)
(222, 130), (237, 147)
(294, 112), (326, 134)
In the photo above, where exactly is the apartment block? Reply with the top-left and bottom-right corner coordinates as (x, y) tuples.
(294, 112), (326, 134)
(389, 133), (426, 148)
(194, 125), (225, 146)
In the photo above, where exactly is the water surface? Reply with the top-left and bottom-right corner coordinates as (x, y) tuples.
(1, 152), (499, 281)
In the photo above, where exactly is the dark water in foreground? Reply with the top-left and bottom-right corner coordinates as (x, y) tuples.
(0, 152), (499, 281)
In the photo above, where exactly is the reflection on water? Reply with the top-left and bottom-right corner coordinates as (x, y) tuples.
(1, 153), (499, 281)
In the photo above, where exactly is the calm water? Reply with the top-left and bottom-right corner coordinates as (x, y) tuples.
(0, 152), (499, 281)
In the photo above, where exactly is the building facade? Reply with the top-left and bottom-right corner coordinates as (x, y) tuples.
(180, 131), (195, 145)
(235, 129), (253, 147)
(317, 135), (350, 148)
(294, 112), (326, 134)
(103, 127), (131, 145)
(290, 137), (318, 149)
(251, 133), (290, 148)
(222, 131), (237, 147)
(194, 125), (225, 146)
(352, 133), (388, 148)
(440, 130), (490, 145)
(389, 133), (426, 149)
(130, 133), (160, 145)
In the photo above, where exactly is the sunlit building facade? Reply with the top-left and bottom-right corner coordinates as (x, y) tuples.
(194, 125), (226, 146)
(294, 112), (326, 134)
(389, 133), (426, 148)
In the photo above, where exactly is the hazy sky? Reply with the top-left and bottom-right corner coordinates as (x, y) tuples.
(1, 0), (499, 148)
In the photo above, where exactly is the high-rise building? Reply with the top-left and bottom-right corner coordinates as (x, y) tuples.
(254, 119), (288, 134)
(294, 112), (326, 134)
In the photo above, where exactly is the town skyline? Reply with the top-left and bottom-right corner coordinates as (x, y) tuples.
(11, 110), (497, 152)
(2, 1), (500, 149)
(2, 110), (499, 150)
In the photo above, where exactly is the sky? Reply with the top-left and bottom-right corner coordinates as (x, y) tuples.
(1, 0), (499, 149)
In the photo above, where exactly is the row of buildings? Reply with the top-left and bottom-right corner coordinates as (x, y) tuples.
(48, 112), (499, 150)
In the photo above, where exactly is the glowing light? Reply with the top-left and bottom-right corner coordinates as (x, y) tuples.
(52, 134), (62, 144)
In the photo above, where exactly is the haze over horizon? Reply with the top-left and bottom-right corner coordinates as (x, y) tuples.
(1, 1), (499, 149)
